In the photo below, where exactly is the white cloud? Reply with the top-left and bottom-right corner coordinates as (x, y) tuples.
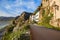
(13, 0), (23, 6)
(5, 4), (11, 9)
(16, 8), (25, 13)
(12, 0), (37, 12)
(0, 0), (40, 17)
(11, 0), (36, 9)
(0, 10), (15, 17)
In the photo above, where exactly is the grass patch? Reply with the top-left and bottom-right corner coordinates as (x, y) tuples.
(38, 23), (60, 31)
(2, 24), (30, 40)
(3, 29), (21, 40)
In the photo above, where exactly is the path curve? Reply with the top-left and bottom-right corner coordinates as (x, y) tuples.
(30, 24), (60, 40)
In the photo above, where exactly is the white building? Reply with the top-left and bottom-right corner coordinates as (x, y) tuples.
(33, 11), (40, 22)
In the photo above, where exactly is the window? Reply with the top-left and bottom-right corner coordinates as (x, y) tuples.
(56, 5), (59, 10)
(55, 5), (59, 10)
(53, 1), (59, 10)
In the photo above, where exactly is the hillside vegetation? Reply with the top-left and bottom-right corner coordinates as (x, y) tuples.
(2, 12), (32, 40)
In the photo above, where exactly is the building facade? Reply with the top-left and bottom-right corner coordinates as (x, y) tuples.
(41, 0), (60, 27)
(32, 0), (60, 27)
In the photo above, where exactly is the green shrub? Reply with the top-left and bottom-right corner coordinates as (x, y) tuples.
(24, 25), (30, 30)
(3, 24), (30, 40)
(52, 26), (60, 31)
(6, 25), (15, 33)
(18, 34), (30, 40)
(38, 23), (60, 31)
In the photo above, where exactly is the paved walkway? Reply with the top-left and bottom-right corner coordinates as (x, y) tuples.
(30, 25), (60, 40)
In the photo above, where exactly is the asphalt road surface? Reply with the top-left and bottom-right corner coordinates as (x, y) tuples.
(30, 24), (60, 40)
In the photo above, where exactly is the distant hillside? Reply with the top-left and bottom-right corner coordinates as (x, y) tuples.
(0, 17), (15, 21)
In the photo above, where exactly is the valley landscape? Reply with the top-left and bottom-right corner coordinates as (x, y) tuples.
(0, 0), (60, 40)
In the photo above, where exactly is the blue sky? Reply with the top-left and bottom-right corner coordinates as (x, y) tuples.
(0, 0), (42, 17)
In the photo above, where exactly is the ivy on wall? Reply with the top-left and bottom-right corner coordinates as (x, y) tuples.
(41, 8), (53, 24)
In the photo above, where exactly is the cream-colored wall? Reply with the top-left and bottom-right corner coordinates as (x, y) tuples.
(42, 0), (48, 7)
(50, 0), (60, 27)
(41, 0), (60, 27)
(42, 0), (60, 19)
(50, 0), (60, 19)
